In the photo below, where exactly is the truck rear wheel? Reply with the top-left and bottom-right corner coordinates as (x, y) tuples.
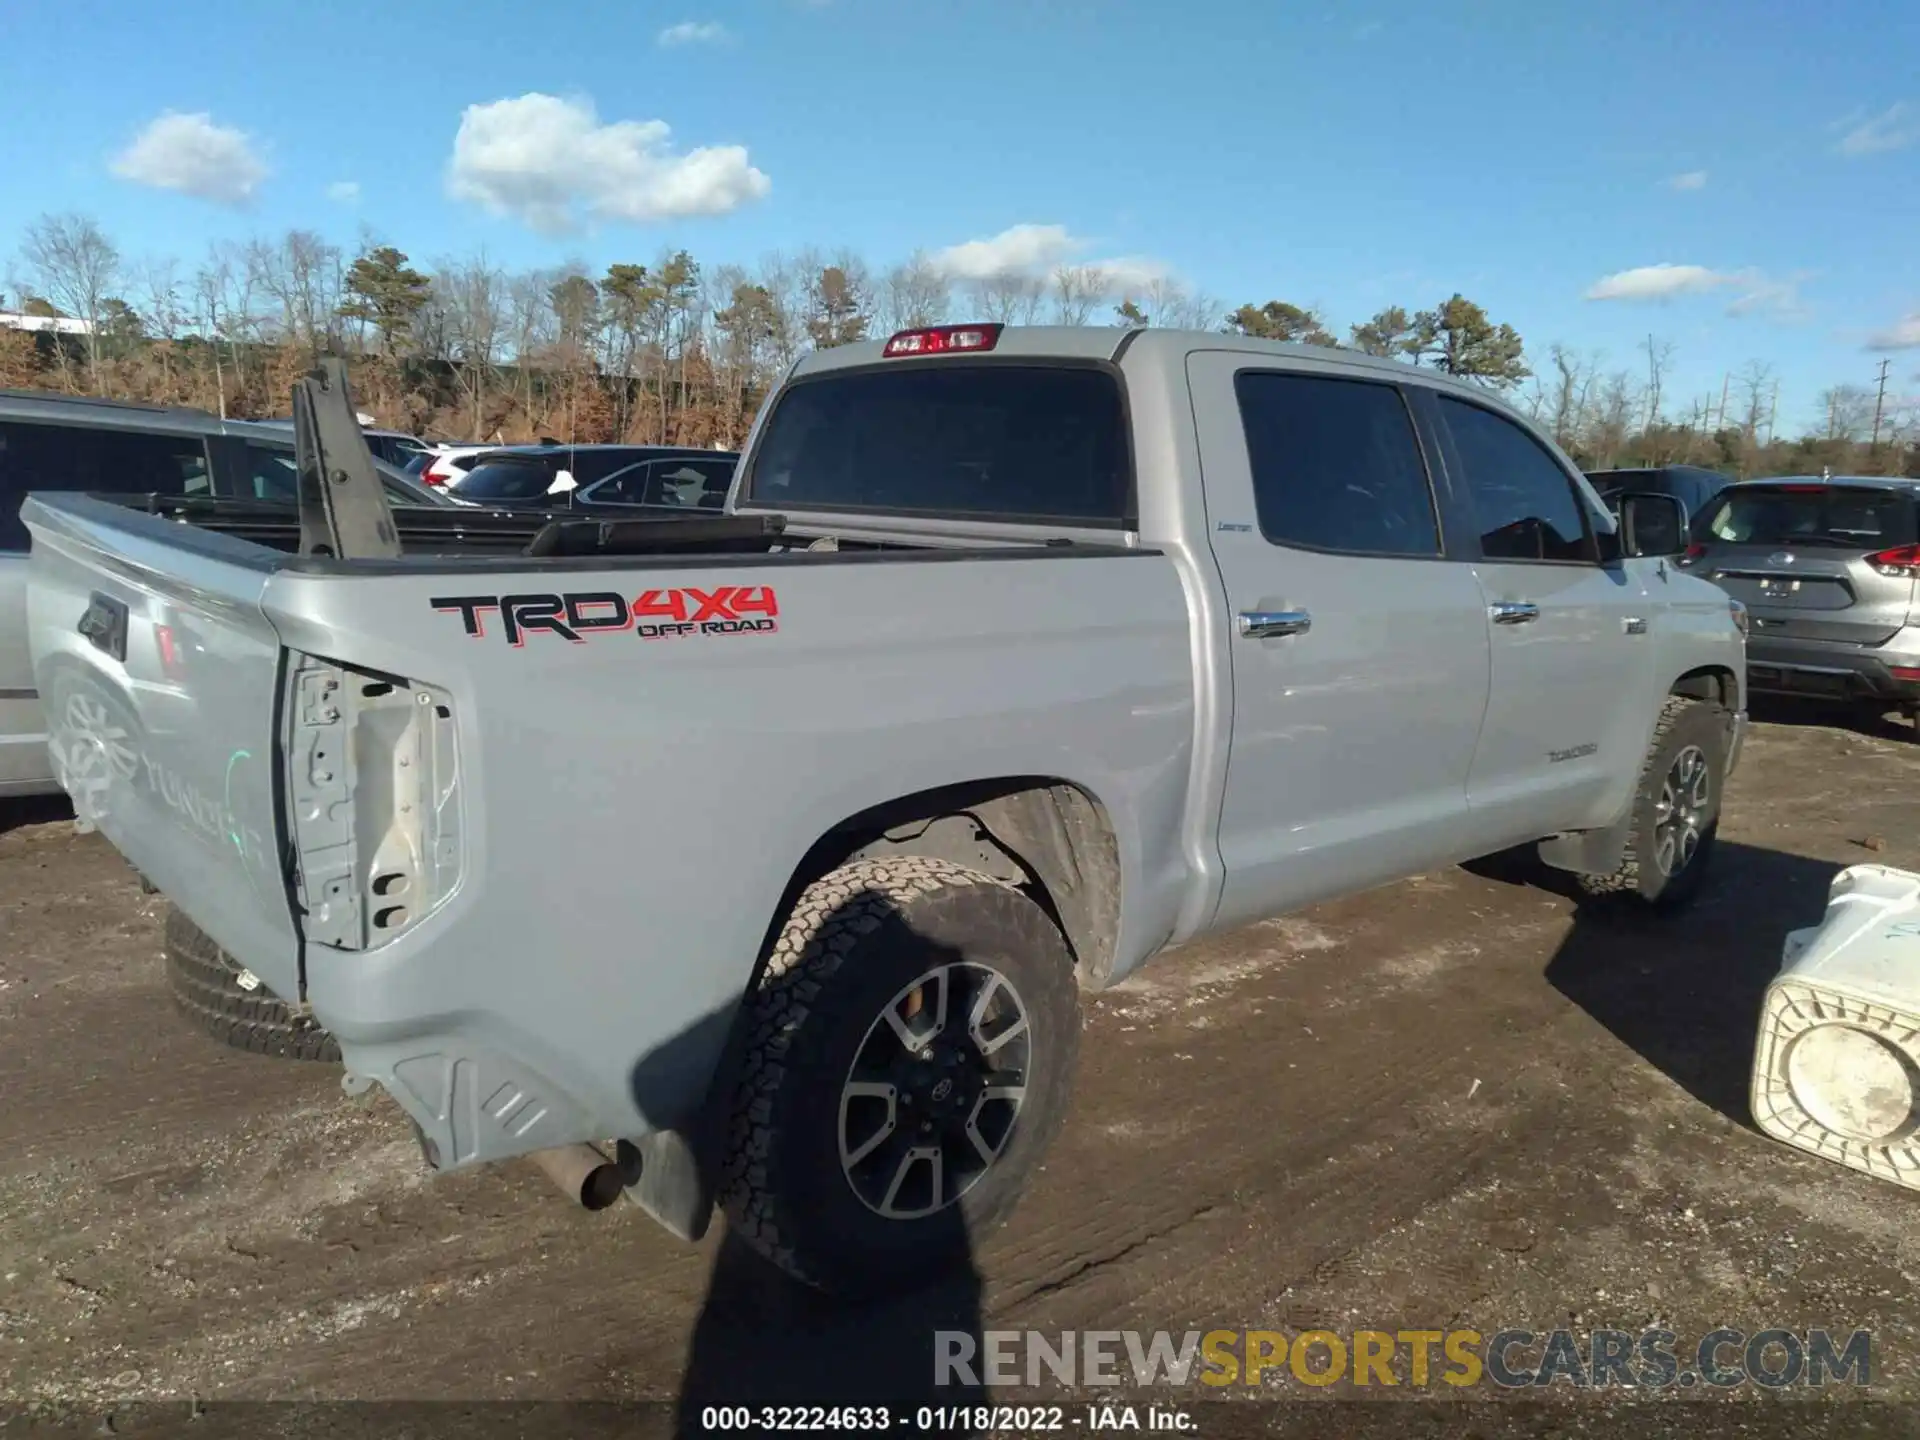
(1578, 696), (1727, 908)
(719, 856), (1081, 1297)
(163, 907), (341, 1064)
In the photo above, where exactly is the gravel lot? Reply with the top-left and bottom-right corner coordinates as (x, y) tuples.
(2, 707), (1919, 1437)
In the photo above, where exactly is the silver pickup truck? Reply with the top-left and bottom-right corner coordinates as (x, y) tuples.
(22, 326), (1746, 1296)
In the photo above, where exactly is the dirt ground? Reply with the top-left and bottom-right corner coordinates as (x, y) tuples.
(4, 706), (1920, 1436)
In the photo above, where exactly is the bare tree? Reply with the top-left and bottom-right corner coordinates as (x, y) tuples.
(1737, 361), (1775, 441)
(880, 251), (950, 332)
(504, 269), (554, 424)
(251, 230), (343, 356)
(755, 251), (811, 369)
(135, 257), (186, 395)
(192, 241), (263, 417)
(1733, 360), (1777, 476)
(1819, 383), (1876, 443)
(22, 212), (119, 389)
(971, 273), (1045, 325)
(440, 254), (505, 440)
(1050, 265), (1105, 326)
(1640, 335), (1674, 452)
(1529, 345), (1599, 455)
(1590, 370), (1643, 468)
(1124, 275), (1216, 331)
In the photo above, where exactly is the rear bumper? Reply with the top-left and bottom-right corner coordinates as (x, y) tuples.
(1745, 630), (1920, 704)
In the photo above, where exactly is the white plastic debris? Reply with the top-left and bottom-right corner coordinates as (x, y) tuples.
(1752, 864), (1920, 1187)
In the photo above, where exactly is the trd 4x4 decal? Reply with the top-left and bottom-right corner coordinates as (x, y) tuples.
(431, 586), (779, 646)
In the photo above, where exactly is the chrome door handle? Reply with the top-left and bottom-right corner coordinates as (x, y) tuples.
(1489, 601), (1539, 626)
(1238, 609), (1311, 639)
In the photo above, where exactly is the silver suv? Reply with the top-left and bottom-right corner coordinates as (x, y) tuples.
(0, 389), (444, 797)
(1681, 475), (1920, 727)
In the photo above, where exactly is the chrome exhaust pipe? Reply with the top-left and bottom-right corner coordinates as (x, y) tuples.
(530, 1143), (626, 1211)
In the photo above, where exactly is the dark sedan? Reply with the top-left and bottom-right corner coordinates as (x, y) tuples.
(447, 444), (739, 516)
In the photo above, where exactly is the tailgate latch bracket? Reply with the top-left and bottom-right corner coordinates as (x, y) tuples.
(288, 658), (364, 950)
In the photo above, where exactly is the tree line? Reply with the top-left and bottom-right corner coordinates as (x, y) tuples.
(3, 211), (1913, 479)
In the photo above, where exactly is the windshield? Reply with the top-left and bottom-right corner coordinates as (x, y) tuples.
(454, 458), (559, 500)
(1697, 486), (1916, 549)
(744, 363), (1131, 525)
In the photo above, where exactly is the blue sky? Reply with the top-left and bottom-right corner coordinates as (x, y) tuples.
(2, 0), (1917, 432)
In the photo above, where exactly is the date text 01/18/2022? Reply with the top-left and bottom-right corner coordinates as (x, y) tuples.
(431, 585), (781, 646)
(697, 1405), (1195, 1432)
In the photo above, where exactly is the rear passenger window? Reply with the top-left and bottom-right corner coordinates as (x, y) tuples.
(1436, 397), (1592, 563)
(644, 459), (733, 509)
(0, 420), (210, 551)
(1234, 372), (1440, 557)
(247, 443), (300, 500)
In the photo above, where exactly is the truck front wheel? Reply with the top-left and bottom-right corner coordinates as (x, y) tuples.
(1578, 695), (1728, 908)
(719, 856), (1081, 1297)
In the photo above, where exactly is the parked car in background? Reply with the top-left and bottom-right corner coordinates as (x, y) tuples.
(225, 420), (449, 507)
(417, 444), (496, 489)
(1680, 475), (1920, 730)
(447, 444), (737, 513)
(1586, 464), (1728, 529)
(0, 389), (453, 797)
(251, 417), (433, 470)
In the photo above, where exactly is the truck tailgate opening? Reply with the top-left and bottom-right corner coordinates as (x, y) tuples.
(23, 493), (306, 1004)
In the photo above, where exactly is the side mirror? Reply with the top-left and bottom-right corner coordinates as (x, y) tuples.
(1616, 491), (1688, 558)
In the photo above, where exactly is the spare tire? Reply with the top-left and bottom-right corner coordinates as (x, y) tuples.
(163, 907), (341, 1063)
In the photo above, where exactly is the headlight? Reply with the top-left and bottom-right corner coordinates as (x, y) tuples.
(1729, 598), (1749, 637)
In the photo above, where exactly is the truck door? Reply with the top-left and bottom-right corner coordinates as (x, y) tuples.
(1425, 392), (1654, 839)
(1186, 352), (1493, 930)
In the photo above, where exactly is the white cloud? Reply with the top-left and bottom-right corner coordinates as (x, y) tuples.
(1725, 273), (1809, 322)
(657, 20), (730, 45)
(930, 224), (1173, 294)
(1088, 255), (1175, 294)
(1868, 314), (1920, 350)
(1665, 169), (1708, 191)
(326, 180), (361, 205)
(933, 224), (1081, 281)
(446, 93), (769, 233)
(1585, 263), (1807, 320)
(1837, 102), (1919, 156)
(1355, 20), (1384, 39)
(1585, 264), (1729, 301)
(110, 111), (268, 206)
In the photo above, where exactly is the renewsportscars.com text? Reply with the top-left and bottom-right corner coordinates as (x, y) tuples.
(935, 1327), (1872, 1390)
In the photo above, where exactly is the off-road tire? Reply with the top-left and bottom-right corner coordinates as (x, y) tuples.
(163, 907), (341, 1063)
(1577, 696), (1727, 908)
(719, 856), (1081, 1297)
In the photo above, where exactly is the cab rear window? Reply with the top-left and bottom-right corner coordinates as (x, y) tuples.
(1699, 487), (1917, 548)
(742, 363), (1131, 526)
